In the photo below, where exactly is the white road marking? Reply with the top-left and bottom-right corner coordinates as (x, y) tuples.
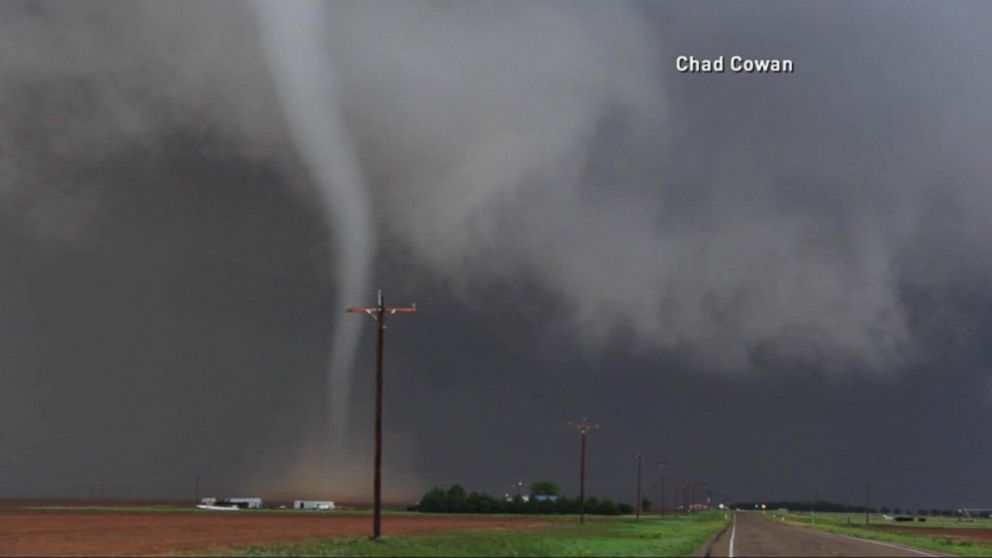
(729, 512), (737, 558)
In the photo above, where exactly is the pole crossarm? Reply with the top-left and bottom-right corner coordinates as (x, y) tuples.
(346, 306), (417, 314)
(387, 306), (417, 314)
(567, 420), (600, 434)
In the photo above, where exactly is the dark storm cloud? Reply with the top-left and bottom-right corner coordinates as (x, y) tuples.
(289, 0), (992, 378)
(3, 0), (992, 508)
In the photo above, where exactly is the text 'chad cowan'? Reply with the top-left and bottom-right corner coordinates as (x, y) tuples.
(676, 55), (794, 73)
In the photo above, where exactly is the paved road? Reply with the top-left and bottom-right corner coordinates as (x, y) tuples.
(706, 511), (945, 557)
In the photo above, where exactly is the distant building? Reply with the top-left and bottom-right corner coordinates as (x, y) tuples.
(294, 500), (335, 510)
(200, 497), (263, 509)
(504, 495), (531, 503)
(229, 498), (263, 509)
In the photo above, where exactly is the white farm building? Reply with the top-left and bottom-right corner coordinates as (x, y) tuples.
(294, 500), (335, 510)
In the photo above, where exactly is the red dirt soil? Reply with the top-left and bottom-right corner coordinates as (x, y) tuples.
(0, 508), (547, 557)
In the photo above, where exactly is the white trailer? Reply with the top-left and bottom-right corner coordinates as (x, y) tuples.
(198, 497), (262, 510)
(228, 497), (263, 509)
(294, 500), (335, 510)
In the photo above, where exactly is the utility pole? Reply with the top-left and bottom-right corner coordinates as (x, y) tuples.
(865, 479), (871, 526)
(657, 462), (667, 517)
(812, 487), (817, 526)
(634, 452), (643, 519)
(567, 419), (599, 524)
(347, 289), (416, 540)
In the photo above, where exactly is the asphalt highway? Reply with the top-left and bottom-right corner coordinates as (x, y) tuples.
(706, 511), (947, 557)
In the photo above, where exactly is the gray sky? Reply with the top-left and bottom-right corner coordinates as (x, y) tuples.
(2, 1), (992, 510)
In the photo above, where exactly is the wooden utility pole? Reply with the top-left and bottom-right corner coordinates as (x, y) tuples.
(634, 452), (643, 519)
(865, 479), (871, 526)
(347, 289), (416, 540)
(657, 462), (667, 516)
(567, 420), (599, 524)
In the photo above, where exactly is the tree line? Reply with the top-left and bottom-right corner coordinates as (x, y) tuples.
(417, 481), (633, 516)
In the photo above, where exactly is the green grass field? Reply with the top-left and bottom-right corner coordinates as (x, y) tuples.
(766, 511), (992, 557)
(202, 511), (730, 557)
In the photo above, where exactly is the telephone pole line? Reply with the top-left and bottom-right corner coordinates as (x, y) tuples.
(347, 289), (416, 540)
(567, 419), (599, 524)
